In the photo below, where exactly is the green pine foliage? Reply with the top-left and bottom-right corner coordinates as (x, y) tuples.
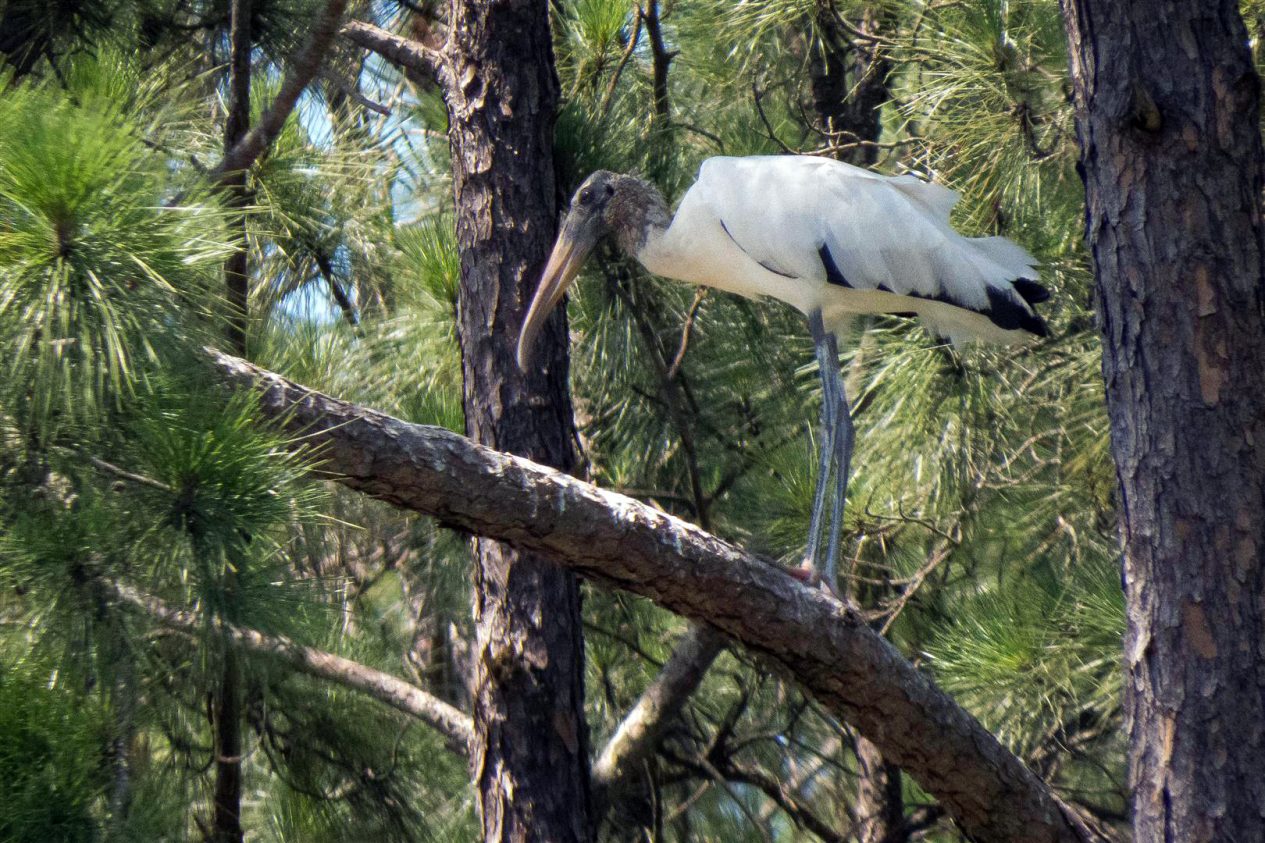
(0, 0), (1133, 839)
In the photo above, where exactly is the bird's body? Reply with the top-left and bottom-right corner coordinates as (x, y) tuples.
(636, 155), (1047, 344)
(518, 154), (1050, 586)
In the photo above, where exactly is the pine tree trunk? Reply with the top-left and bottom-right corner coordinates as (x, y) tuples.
(810, 2), (893, 167)
(211, 649), (244, 843)
(444, 1), (593, 841)
(855, 735), (902, 843)
(211, 4), (251, 839)
(223, 0), (252, 357)
(1060, 3), (1265, 840)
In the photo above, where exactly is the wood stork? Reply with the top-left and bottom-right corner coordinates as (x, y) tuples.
(517, 154), (1048, 585)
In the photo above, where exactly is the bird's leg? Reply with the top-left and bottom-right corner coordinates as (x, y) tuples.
(801, 309), (850, 586)
(822, 333), (854, 586)
(803, 313), (837, 571)
(797, 310), (854, 588)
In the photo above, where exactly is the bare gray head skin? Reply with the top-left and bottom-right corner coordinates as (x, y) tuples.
(516, 171), (671, 369)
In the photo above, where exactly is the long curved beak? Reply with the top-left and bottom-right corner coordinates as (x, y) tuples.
(516, 212), (598, 369)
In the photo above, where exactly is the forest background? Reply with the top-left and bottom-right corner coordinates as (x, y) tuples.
(0, 0), (1261, 841)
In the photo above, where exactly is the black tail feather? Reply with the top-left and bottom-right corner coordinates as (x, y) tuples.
(1012, 277), (1050, 306)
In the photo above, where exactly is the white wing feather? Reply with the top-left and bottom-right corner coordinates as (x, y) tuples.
(684, 156), (1044, 342)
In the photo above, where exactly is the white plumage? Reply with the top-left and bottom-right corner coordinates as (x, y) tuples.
(636, 155), (1047, 345)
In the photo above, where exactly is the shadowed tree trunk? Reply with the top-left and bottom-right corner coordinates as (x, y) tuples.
(223, 0), (251, 359)
(212, 3), (251, 839)
(1060, 3), (1265, 840)
(855, 735), (902, 843)
(810, 1), (893, 166)
(443, 0), (593, 840)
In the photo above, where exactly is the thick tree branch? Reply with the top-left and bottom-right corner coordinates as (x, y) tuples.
(213, 0), (350, 180)
(109, 581), (473, 753)
(207, 348), (1098, 843)
(339, 20), (447, 88)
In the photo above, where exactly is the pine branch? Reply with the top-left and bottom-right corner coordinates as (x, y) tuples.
(207, 347), (1102, 843)
(592, 625), (726, 807)
(340, 20), (448, 87)
(212, 0), (350, 181)
(108, 580), (473, 754)
(665, 747), (845, 843)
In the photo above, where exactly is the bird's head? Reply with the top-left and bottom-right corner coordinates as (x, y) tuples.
(517, 170), (667, 369)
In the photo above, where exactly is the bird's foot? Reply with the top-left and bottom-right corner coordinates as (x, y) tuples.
(788, 560), (819, 584)
(789, 559), (839, 597)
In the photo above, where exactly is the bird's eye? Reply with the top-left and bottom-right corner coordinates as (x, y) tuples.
(579, 188), (593, 204)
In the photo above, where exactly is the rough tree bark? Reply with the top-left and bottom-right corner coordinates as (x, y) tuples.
(209, 349), (1099, 843)
(442, 1), (593, 840)
(855, 735), (903, 843)
(1060, 3), (1265, 841)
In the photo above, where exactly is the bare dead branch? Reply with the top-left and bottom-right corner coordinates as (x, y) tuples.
(320, 66), (392, 116)
(592, 626), (726, 806)
(667, 748), (845, 843)
(666, 288), (707, 383)
(109, 580), (472, 753)
(598, 7), (642, 120)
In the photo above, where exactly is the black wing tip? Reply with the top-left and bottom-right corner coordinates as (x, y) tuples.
(1024, 312), (1051, 338)
(1013, 277), (1050, 306)
(986, 282), (1047, 334)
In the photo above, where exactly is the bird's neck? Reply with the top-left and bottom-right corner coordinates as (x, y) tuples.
(609, 176), (673, 261)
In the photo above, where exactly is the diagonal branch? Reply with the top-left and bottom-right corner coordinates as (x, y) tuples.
(213, 0), (350, 180)
(108, 580), (472, 753)
(207, 347), (1100, 843)
(340, 20), (448, 88)
(592, 625), (726, 807)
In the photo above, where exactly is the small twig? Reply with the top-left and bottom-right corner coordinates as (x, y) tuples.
(879, 542), (953, 635)
(810, 135), (923, 157)
(666, 288), (707, 382)
(583, 623), (668, 669)
(79, 453), (174, 492)
(663, 780), (712, 825)
(824, 5), (903, 49)
(752, 83), (794, 153)
(693, 755), (777, 843)
(677, 122), (726, 151)
(320, 67), (392, 116)
(598, 6), (642, 120)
